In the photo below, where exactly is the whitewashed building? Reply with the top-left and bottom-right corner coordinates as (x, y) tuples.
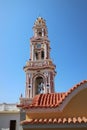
(0, 103), (20, 130)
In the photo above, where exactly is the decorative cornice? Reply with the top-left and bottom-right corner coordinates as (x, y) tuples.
(23, 59), (56, 72)
(21, 116), (87, 128)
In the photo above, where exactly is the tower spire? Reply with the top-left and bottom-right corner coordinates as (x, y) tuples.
(33, 17), (48, 38)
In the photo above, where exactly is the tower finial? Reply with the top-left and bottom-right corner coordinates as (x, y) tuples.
(33, 17), (48, 38)
(38, 12), (41, 17)
(37, 11), (41, 19)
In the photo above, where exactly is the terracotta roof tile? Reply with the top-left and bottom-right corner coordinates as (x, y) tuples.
(28, 92), (66, 109)
(58, 118), (62, 123)
(73, 117), (77, 123)
(77, 117), (82, 123)
(82, 117), (87, 123)
(39, 118), (43, 123)
(63, 118), (67, 123)
(21, 117), (87, 125)
(44, 118), (47, 123)
(53, 118), (57, 123)
(68, 117), (72, 123)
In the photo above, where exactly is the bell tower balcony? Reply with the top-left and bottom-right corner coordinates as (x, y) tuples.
(23, 59), (56, 72)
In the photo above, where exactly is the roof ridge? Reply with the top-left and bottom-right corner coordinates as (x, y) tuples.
(67, 80), (87, 95)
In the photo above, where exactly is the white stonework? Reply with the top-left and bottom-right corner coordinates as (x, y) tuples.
(0, 103), (19, 111)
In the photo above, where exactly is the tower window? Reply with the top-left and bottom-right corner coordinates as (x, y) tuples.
(38, 31), (42, 36)
(41, 51), (44, 59)
(35, 52), (38, 60)
(35, 77), (44, 94)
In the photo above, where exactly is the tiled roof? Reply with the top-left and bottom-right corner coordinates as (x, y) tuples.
(67, 80), (87, 93)
(24, 93), (66, 109)
(21, 117), (87, 125)
(21, 80), (87, 109)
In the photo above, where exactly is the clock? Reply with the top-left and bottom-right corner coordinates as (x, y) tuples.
(37, 43), (41, 49)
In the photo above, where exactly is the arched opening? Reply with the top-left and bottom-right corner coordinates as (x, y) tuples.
(41, 50), (44, 59)
(38, 31), (42, 36)
(35, 52), (38, 60)
(35, 76), (44, 94)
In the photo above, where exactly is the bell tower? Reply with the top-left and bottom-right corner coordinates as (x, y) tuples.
(23, 17), (56, 101)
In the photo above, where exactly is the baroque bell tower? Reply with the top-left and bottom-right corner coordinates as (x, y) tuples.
(23, 17), (56, 101)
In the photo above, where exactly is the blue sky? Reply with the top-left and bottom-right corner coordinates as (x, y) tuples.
(0, 0), (87, 103)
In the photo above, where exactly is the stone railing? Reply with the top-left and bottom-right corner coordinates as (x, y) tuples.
(0, 103), (19, 111)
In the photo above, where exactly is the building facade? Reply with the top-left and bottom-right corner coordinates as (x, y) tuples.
(0, 103), (20, 130)
(17, 17), (87, 130)
(19, 80), (87, 130)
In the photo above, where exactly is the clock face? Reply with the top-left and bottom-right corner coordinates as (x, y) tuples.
(37, 43), (41, 49)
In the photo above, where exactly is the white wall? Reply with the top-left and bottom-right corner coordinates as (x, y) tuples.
(0, 112), (20, 130)
(0, 103), (20, 130)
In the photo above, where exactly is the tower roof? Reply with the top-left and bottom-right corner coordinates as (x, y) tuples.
(33, 17), (47, 28)
(32, 17), (48, 39)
